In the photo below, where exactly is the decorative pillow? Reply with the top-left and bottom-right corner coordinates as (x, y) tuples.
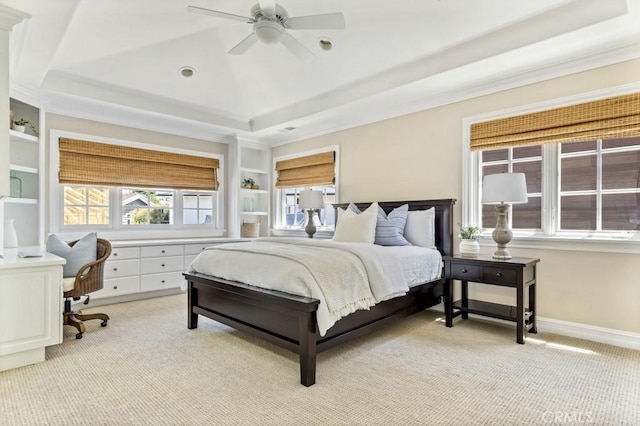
(375, 204), (411, 246)
(335, 203), (360, 227)
(46, 232), (98, 278)
(333, 202), (378, 243)
(404, 207), (436, 248)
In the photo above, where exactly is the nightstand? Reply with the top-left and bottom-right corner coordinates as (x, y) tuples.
(443, 255), (540, 344)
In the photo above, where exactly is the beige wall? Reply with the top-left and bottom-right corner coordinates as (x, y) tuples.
(273, 58), (640, 334)
(44, 114), (227, 235)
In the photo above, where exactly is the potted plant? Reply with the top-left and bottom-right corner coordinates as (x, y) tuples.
(242, 178), (259, 189)
(13, 118), (39, 136)
(459, 225), (480, 257)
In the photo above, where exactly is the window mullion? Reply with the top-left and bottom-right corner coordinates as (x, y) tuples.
(596, 139), (603, 231)
(543, 143), (558, 235)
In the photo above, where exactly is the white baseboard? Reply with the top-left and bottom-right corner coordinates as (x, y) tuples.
(536, 317), (640, 350)
(428, 306), (640, 350)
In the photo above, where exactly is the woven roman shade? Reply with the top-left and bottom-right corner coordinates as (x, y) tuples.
(470, 92), (640, 151)
(275, 151), (335, 188)
(59, 138), (219, 190)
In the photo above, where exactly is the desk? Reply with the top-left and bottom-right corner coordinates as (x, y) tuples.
(443, 255), (539, 344)
(0, 250), (65, 371)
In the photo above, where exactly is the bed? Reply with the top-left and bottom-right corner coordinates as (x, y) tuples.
(184, 199), (455, 386)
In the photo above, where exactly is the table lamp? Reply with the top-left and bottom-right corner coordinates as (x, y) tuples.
(482, 173), (528, 260)
(299, 190), (324, 238)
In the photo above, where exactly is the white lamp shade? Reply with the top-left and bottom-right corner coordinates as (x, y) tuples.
(299, 190), (324, 209)
(482, 173), (528, 204)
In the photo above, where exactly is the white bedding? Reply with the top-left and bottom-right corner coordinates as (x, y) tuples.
(188, 237), (442, 336)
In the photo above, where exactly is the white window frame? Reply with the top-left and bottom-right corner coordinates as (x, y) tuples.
(272, 145), (340, 238)
(49, 130), (225, 241)
(463, 83), (640, 254)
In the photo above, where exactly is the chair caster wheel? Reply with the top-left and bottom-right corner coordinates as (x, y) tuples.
(76, 333), (83, 339)
(101, 320), (108, 327)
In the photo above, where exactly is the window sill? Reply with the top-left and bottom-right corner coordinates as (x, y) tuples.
(478, 232), (640, 255)
(52, 228), (226, 243)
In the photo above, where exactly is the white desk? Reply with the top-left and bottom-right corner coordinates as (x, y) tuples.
(0, 250), (65, 372)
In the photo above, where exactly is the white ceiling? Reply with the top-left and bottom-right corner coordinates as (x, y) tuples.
(6, 0), (640, 146)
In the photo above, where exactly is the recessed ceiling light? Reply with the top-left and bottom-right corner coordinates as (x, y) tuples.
(318, 38), (333, 51)
(180, 66), (196, 78)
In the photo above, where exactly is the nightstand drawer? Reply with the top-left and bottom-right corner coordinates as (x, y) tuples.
(483, 266), (516, 285)
(450, 263), (482, 281)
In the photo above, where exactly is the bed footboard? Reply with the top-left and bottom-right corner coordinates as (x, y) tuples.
(186, 272), (321, 386)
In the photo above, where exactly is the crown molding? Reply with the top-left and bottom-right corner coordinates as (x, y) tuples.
(0, 4), (30, 32)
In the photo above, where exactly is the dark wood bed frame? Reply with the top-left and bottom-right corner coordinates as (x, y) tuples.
(184, 199), (455, 386)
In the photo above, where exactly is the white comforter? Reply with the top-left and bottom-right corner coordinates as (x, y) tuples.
(188, 238), (441, 336)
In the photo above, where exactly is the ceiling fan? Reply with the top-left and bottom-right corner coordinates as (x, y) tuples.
(188, 0), (345, 60)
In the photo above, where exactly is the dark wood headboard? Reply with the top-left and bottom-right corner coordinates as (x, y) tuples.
(332, 199), (456, 257)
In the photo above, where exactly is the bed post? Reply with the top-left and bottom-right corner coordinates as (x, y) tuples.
(299, 311), (317, 387)
(187, 280), (198, 329)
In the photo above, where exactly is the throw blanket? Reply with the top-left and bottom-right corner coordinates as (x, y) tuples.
(188, 238), (410, 336)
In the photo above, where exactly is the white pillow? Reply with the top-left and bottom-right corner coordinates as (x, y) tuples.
(333, 202), (378, 243)
(404, 208), (435, 248)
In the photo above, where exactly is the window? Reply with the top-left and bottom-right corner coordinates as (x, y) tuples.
(51, 131), (224, 238)
(464, 89), (640, 251)
(63, 186), (110, 225)
(274, 148), (339, 232)
(559, 138), (640, 232)
(183, 192), (215, 225)
(121, 188), (173, 225)
(481, 146), (542, 230)
(282, 186), (336, 228)
(478, 138), (640, 234)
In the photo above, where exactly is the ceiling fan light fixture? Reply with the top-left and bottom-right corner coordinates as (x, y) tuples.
(254, 20), (285, 44)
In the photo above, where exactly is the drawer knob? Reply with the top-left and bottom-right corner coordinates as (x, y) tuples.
(113, 268), (118, 271)
(461, 268), (468, 273)
(161, 250), (166, 254)
(496, 272), (502, 277)
(113, 286), (118, 290)
(161, 280), (165, 283)
(161, 263), (165, 267)
(113, 253), (118, 257)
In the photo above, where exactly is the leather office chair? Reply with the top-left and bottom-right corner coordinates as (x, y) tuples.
(62, 238), (112, 339)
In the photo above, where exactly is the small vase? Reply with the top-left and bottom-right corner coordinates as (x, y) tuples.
(13, 124), (26, 133)
(10, 171), (22, 198)
(459, 238), (480, 257)
(4, 219), (18, 248)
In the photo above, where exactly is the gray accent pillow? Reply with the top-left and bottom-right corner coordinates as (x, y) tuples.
(375, 204), (411, 246)
(46, 232), (98, 277)
(404, 208), (435, 248)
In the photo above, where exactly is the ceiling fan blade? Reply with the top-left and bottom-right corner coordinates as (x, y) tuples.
(258, 0), (276, 18)
(280, 32), (315, 61)
(228, 33), (259, 55)
(187, 6), (255, 24)
(285, 13), (345, 30)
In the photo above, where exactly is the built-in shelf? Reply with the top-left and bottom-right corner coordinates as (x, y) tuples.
(241, 211), (268, 216)
(5, 197), (38, 205)
(9, 129), (38, 143)
(9, 164), (37, 174)
(240, 167), (268, 174)
(7, 95), (43, 247)
(240, 188), (268, 194)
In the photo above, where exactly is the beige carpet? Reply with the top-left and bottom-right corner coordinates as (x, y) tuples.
(1, 294), (638, 425)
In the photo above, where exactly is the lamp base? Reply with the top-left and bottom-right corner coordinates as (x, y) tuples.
(492, 247), (512, 260)
(304, 209), (316, 238)
(492, 204), (513, 260)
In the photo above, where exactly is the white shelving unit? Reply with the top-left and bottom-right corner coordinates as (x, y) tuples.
(6, 96), (44, 248)
(228, 141), (271, 238)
